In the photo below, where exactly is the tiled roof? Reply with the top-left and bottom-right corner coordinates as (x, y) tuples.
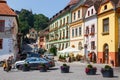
(84, 0), (94, 7)
(0, 0), (16, 16)
(93, 0), (102, 12)
(116, 0), (120, 7)
(67, 0), (79, 6)
(101, 0), (119, 5)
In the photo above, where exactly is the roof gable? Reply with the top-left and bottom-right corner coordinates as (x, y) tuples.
(0, 1), (16, 16)
(98, 0), (114, 14)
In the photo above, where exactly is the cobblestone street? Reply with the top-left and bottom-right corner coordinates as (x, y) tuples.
(0, 61), (119, 80)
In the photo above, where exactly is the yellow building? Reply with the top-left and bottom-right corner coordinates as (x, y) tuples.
(97, 0), (120, 67)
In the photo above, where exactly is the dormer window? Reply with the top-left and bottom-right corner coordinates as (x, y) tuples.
(74, 12), (76, 20)
(88, 11), (90, 16)
(91, 9), (93, 14)
(104, 5), (107, 10)
(78, 10), (80, 18)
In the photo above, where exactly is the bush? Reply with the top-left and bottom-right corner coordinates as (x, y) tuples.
(104, 65), (111, 70)
(87, 64), (93, 69)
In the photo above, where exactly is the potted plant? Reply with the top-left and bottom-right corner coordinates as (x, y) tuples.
(60, 63), (70, 73)
(22, 63), (30, 71)
(38, 63), (47, 72)
(85, 64), (97, 75)
(101, 65), (113, 77)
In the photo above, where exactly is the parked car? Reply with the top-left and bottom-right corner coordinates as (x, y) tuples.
(44, 53), (54, 59)
(42, 58), (55, 67)
(14, 57), (50, 70)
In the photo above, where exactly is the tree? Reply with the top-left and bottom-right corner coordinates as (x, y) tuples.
(16, 9), (49, 36)
(49, 45), (57, 56)
(34, 14), (49, 31)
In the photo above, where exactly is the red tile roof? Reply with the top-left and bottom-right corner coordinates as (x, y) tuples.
(67, 0), (79, 6)
(0, 0), (16, 16)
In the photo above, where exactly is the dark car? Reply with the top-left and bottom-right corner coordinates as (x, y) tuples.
(42, 58), (55, 67)
(15, 57), (50, 70)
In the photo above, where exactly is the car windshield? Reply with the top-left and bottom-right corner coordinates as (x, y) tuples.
(25, 57), (46, 62)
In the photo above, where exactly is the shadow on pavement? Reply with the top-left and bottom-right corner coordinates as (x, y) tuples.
(49, 67), (59, 70)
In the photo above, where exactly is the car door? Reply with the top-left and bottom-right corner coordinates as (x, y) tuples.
(26, 58), (38, 69)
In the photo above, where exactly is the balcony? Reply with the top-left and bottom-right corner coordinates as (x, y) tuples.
(84, 34), (88, 37)
(89, 32), (95, 36)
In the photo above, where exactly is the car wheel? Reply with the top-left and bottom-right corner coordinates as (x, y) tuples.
(16, 65), (23, 70)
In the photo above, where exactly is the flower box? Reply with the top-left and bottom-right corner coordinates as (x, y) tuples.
(85, 64), (97, 75)
(60, 64), (70, 73)
(101, 65), (114, 77)
(101, 69), (113, 77)
(85, 68), (96, 75)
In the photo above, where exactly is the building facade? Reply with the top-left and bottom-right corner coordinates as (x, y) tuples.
(84, 0), (101, 62)
(97, 0), (120, 66)
(0, 0), (19, 60)
(48, 0), (79, 51)
(70, 0), (88, 56)
(38, 27), (49, 50)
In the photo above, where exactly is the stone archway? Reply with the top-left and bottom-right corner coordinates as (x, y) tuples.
(103, 44), (109, 64)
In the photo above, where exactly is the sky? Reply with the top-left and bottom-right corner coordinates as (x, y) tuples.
(6, 0), (70, 18)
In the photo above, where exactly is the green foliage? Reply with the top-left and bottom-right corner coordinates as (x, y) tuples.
(59, 55), (62, 59)
(104, 65), (111, 70)
(16, 9), (49, 35)
(63, 64), (67, 66)
(49, 45), (57, 56)
(87, 64), (93, 69)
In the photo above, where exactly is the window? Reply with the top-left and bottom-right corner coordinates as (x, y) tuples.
(0, 39), (3, 49)
(86, 27), (89, 34)
(66, 43), (68, 48)
(75, 28), (78, 36)
(91, 24), (95, 33)
(91, 9), (93, 14)
(63, 29), (65, 38)
(73, 12), (76, 20)
(78, 42), (82, 50)
(60, 19), (62, 26)
(66, 16), (69, 24)
(60, 31), (61, 39)
(91, 41), (95, 50)
(79, 27), (81, 36)
(63, 18), (65, 25)
(66, 27), (68, 38)
(103, 18), (109, 33)
(88, 11), (90, 16)
(78, 10), (80, 18)
(104, 5), (107, 10)
(72, 29), (74, 37)
(0, 20), (5, 32)
(62, 43), (64, 50)
(59, 44), (61, 50)
(57, 21), (58, 27)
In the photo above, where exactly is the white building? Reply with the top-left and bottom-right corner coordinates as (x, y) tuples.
(0, 0), (18, 61)
(84, 0), (101, 62)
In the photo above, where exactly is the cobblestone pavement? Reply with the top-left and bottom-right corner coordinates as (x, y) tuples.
(0, 61), (119, 80)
